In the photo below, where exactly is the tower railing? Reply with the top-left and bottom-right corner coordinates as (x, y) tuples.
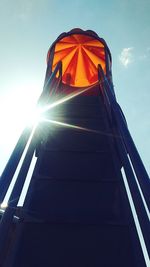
(98, 65), (150, 263)
(0, 61), (62, 258)
(0, 61), (62, 207)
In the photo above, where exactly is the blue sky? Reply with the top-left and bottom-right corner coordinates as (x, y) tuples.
(0, 0), (150, 175)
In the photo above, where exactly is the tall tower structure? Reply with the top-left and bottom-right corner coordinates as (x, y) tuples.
(0, 29), (149, 267)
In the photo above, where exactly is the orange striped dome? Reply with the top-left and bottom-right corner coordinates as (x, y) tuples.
(47, 29), (111, 88)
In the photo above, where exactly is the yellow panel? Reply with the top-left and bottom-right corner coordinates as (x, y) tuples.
(55, 42), (76, 52)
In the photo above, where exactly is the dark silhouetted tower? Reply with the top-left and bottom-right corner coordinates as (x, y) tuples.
(0, 29), (149, 267)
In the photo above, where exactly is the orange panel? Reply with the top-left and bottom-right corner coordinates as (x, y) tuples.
(50, 34), (106, 87)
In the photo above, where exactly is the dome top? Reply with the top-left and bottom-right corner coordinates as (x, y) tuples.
(47, 28), (111, 87)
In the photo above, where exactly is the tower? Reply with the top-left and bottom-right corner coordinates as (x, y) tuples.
(0, 29), (149, 267)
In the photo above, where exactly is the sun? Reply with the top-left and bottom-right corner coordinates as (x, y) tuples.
(0, 82), (41, 175)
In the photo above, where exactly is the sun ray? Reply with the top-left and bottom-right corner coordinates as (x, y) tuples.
(39, 83), (97, 114)
(41, 118), (121, 138)
(41, 118), (100, 133)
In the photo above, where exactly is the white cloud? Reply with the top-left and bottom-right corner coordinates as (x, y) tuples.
(139, 47), (150, 61)
(119, 47), (134, 67)
(139, 54), (147, 61)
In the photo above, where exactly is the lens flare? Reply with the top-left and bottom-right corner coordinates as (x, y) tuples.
(42, 118), (100, 133)
(39, 83), (97, 115)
